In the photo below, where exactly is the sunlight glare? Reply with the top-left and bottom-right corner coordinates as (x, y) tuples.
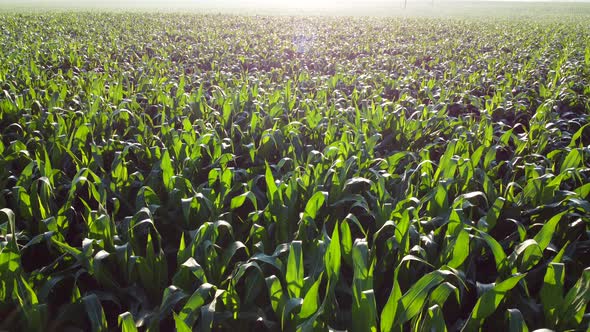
(246, 0), (373, 9)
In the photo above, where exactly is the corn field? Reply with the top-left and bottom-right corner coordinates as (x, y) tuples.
(0, 12), (590, 331)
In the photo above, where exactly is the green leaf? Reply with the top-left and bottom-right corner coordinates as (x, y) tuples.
(561, 148), (582, 172)
(265, 162), (278, 202)
(429, 282), (459, 308)
(297, 306), (324, 332)
(355, 290), (378, 332)
(0, 246), (20, 277)
(574, 183), (590, 199)
(300, 274), (322, 319)
(0, 208), (16, 247)
(509, 239), (543, 272)
(267, 275), (292, 329)
(507, 308), (529, 332)
(173, 257), (207, 290)
(324, 223), (341, 283)
(462, 274), (526, 331)
(230, 191), (258, 210)
(340, 220), (353, 265)
(174, 312), (193, 332)
(483, 197), (505, 231)
(304, 191), (327, 220)
(287, 241), (304, 299)
(161, 149), (174, 190)
(352, 239), (372, 290)
(380, 255), (438, 332)
(394, 270), (447, 325)
(381, 272), (402, 332)
(158, 286), (188, 322)
(178, 283), (215, 327)
(14, 275), (45, 329)
(569, 123), (590, 148)
(448, 228), (470, 268)
(83, 294), (108, 332)
(343, 177), (373, 194)
(420, 305), (447, 332)
(118, 312), (138, 332)
(557, 267), (590, 329)
(475, 229), (508, 274)
(353, 240), (376, 332)
(534, 211), (566, 251)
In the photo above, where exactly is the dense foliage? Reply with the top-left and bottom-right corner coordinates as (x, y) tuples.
(1, 12), (590, 331)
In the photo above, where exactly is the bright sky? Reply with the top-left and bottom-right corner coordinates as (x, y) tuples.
(2, 0), (423, 8)
(2, 0), (588, 10)
(231, 0), (389, 7)
(0, 0), (428, 9)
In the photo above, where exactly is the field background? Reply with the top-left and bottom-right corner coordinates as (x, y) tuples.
(1, 1), (590, 16)
(0, 1), (589, 332)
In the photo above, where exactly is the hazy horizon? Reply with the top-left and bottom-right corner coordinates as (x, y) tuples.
(2, 0), (590, 17)
(2, 0), (590, 8)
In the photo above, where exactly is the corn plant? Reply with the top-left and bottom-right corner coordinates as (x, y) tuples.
(0, 10), (590, 332)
